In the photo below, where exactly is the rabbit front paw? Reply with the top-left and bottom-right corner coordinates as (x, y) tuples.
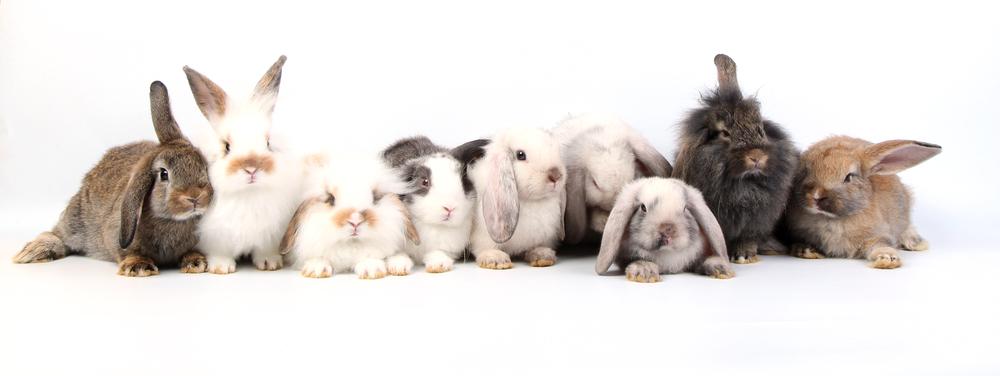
(354, 258), (387, 280)
(207, 256), (237, 274)
(179, 250), (207, 273)
(252, 252), (283, 271)
(386, 254), (414, 276)
(625, 260), (661, 283)
(423, 251), (455, 273)
(301, 259), (333, 278)
(869, 247), (903, 269)
(476, 249), (512, 270)
(791, 244), (825, 259)
(525, 247), (557, 267)
(117, 255), (159, 277)
(13, 232), (67, 264)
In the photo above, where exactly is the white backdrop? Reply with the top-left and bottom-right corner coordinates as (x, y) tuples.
(1, 1), (998, 374)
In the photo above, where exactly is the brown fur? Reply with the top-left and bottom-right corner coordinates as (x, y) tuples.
(785, 136), (940, 267)
(226, 153), (275, 175)
(118, 254), (159, 277)
(280, 198), (320, 255)
(182, 67), (228, 120)
(179, 250), (208, 273)
(382, 193), (421, 245)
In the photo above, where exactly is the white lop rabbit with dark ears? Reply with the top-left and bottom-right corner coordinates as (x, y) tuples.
(380, 136), (476, 274)
(184, 56), (306, 274)
(595, 178), (733, 283)
(455, 127), (567, 269)
(280, 154), (420, 279)
(552, 113), (673, 244)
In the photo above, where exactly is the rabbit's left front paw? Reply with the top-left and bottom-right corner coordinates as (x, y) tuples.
(386, 254), (413, 276)
(354, 259), (387, 279)
(625, 260), (661, 283)
(525, 247), (557, 267)
(252, 252), (283, 271)
(900, 226), (929, 252)
(118, 255), (159, 277)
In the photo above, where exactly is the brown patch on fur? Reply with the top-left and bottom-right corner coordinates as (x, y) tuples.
(361, 209), (379, 229)
(333, 207), (356, 227)
(183, 66), (228, 119)
(226, 153), (275, 175)
(280, 198), (321, 255)
(168, 186), (213, 216)
(744, 148), (768, 169)
(382, 194), (420, 245)
(179, 250), (208, 273)
(118, 255), (159, 277)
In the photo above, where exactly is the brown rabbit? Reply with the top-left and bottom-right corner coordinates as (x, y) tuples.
(13, 81), (213, 276)
(784, 136), (941, 268)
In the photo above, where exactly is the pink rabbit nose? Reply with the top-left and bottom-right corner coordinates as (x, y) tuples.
(547, 168), (563, 183)
(186, 197), (199, 205)
(443, 206), (454, 214)
(244, 167), (258, 176)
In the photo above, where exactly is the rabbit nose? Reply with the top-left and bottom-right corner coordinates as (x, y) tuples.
(244, 167), (258, 176)
(547, 168), (563, 183)
(745, 149), (768, 168)
(816, 196), (834, 212)
(443, 206), (455, 215)
(186, 197), (199, 205)
(659, 223), (676, 237)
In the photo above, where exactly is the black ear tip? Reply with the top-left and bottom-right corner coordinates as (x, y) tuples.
(915, 141), (942, 149)
(278, 55), (288, 63)
(150, 81), (166, 92)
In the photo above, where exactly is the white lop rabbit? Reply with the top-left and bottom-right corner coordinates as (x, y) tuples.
(184, 56), (305, 273)
(595, 178), (733, 283)
(280, 156), (420, 279)
(552, 113), (672, 244)
(455, 127), (567, 269)
(381, 136), (475, 274)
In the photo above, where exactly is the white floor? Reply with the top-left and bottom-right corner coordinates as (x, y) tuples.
(1, 231), (997, 375)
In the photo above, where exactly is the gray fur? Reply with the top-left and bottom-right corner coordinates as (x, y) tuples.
(13, 82), (213, 274)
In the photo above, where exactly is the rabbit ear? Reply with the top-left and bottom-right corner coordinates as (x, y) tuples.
(119, 155), (156, 249)
(595, 182), (642, 275)
(382, 136), (437, 168)
(383, 193), (421, 245)
(865, 140), (942, 175)
(628, 132), (672, 177)
(182, 65), (228, 123)
(251, 55), (287, 115)
(148, 81), (184, 144)
(714, 54), (741, 96)
(563, 165), (588, 244)
(280, 198), (320, 255)
(482, 147), (519, 243)
(683, 184), (728, 261)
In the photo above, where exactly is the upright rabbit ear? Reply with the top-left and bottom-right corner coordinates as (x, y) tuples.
(683, 184), (728, 261)
(714, 54), (741, 96)
(628, 132), (672, 177)
(183, 65), (228, 124)
(383, 193), (421, 245)
(563, 165), (588, 244)
(280, 197), (320, 255)
(251, 55), (287, 115)
(595, 182), (642, 275)
(865, 140), (942, 175)
(482, 146), (519, 243)
(119, 155), (156, 249)
(148, 81), (184, 144)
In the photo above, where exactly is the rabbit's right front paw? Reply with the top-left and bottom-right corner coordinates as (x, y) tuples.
(179, 251), (207, 273)
(625, 260), (661, 283)
(301, 259), (333, 278)
(13, 233), (66, 264)
(791, 244), (825, 259)
(423, 251), (454, 273)
(118, 255), (159, 277)
(869, 248), (902, 269)
(475, 249), (512, 270)
(207, 256), (237, 274)
(354, 259), (387, 280)
(731, 241), (759, 264)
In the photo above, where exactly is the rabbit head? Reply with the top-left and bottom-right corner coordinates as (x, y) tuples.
(119, 82), (213, 248)
(595, 178), (727, 274)
(793, 136), (941, 218)
(400, 153), (475, 227)
(183, 55), (291, 193)
(676, 54), (793, 181)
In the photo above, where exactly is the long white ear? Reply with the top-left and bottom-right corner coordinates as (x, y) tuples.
(562, 165), (588, 244)
(595, 182), (642, 275)
(628, 132), (672, 177)
(183, 65), (228, 126)
(683, 184), (728, 261)
(251, 55), (287, 116)
(482, 146), (519, 243)
(865, 140), (942, 175)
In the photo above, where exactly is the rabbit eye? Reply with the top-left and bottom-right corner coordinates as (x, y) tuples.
(844, 173), (858, 183)
(266, 138), (272, 151)
(515, 150), (527, 161)
(223, 142), (231, 155)
(159, 168), (169, 182)
(720, 130), (731, 139)
(421, 178), (430, 188)
(325, 193), (336, 206)
(639, 203), (647, 213)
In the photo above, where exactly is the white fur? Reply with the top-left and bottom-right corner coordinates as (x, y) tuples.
(286, 156), (411, 277)
(468, 127), (566, 258)
(631, 179), (705, 273)
(196, 93), (305, 273)
(396, 155), (473, 269)
(554, 114), (648, 228)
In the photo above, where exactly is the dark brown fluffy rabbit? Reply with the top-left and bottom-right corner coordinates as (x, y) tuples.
(672, 54), (798, 264)
(13, 82), (213, 276)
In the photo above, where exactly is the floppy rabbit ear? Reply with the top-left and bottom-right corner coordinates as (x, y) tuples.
(482, 146), (519, 243)
(148, 81), (184, 144)
(280, 198), (320, 255)
(183, 65), (228, 124)
(628, 132), (672, 177)
(683, 184), (728, 261)
(864, 140), (942, 176)
(119, 155), (156, 249)
(595, 182), (642, 275)
(251, 55), (287, 115)
(563, 165), (588, 244)
(383, 193), (421, 245)
(382, 136), (435, 168)
(714, 54), (741, 96)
